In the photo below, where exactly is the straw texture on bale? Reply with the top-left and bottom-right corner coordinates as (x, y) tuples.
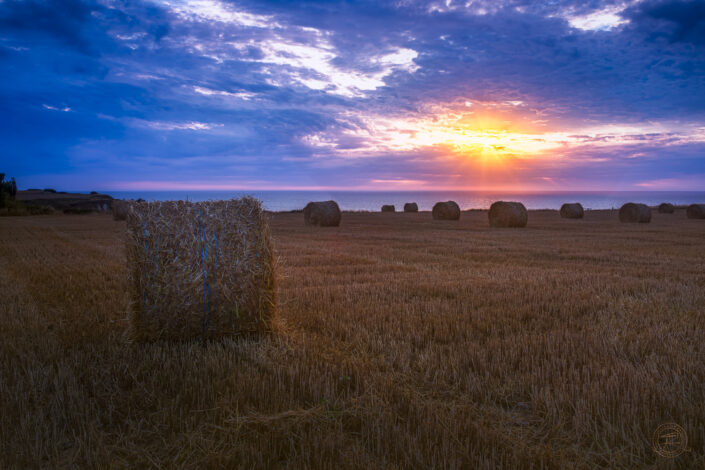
(619, 203), (651, 223)
(686, 204), (705, 219)
(560, 203), (584, 219)
(381, 205), (395, 212)
(125, 197), (276, 341)
(658, 203), (675, 214)
(489, 201), (528, 227)
(432, 201), (460, 220)
(303, 200), (341, 226)
(403, 202), (418, 212)
(112, 200), (128, 221)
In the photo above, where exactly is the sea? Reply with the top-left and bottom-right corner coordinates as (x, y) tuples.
(104, 190), (705, 212)
(106, 191), (705, 211)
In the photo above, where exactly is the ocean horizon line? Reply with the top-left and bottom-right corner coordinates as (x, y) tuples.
(94, 189), (705, 212)
(51, 189), (705, 195)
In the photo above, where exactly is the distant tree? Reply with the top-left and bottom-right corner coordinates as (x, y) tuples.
(0, 174), (6, 208)
(0, 174), (18, 208)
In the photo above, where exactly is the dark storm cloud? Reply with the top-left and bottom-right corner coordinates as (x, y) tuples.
(0, 0), (98, 51)
(625, 0), (705, 44)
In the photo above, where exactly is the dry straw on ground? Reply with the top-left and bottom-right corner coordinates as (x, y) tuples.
(381, 205), (395, 212)
(125, 197), (276, 341)
(619, 203), (651, 223)
(403, 202), (418, 212)
(304, 200), (341, 226)
(432, 201), (460, 220)
(1, 210), (704, 469)
(489, 201), (528, 227)
(560, 202), (584, 219)
(687, 203), (705, 219)
(658, 202), (675, 214)
(112, 200), (128, 221)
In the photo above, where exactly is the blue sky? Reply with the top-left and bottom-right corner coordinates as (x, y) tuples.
(1, 0), (704, 191)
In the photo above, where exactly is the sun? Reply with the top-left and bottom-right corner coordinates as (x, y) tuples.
(411, 118), (562, 164)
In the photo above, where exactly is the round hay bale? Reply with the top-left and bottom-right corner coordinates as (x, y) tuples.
(381, 204), (395, 212)
(403, 202), (418, 212)
(432, 201), (460, 220)
(304, 200), (341, 226)
(658, 203), (675, 214)
(560, 203), (584, 219)
(489, 201), (528, 227)
(619, 203), (651, 223)
(686, 203), (705, 219)
(112, 200), (128, 221)
(125, 197), (276, 342)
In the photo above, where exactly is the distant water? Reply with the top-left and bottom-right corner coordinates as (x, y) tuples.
(105, 190), (705, 212)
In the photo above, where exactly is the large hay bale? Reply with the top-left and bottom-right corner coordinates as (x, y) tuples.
(686, 204), (705, 219)
(658, 203), (675, 214)
(403, 202), (418, 212)
(432, 201), (460, 220)
(112, 200), (128, 221)
(125, 197), (276, 341)
(381, 204), (395, 212)
(304, 200), (341, 226)
(560, 202), (584, 219)
(619, 203), (651, 223)
(489, 201), (528, 227)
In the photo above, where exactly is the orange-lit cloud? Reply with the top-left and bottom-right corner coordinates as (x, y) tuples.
(303, 101), (705, 167)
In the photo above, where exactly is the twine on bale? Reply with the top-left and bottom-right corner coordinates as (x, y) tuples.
(125, 198), (276, 342)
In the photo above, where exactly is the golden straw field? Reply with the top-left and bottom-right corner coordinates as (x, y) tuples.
(0, 209), (703, 469)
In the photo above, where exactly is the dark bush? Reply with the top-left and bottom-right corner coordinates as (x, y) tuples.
(0, 174), (18, 208)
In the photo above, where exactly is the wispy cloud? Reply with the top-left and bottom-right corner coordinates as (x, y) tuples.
(158, 0), (274, 28)
(228, 34), (418, 97)
(567, 7), (630, 31)
(192, 86), (256, 100)
(42, 104), (72, 112)
(143, 121), (223, 131)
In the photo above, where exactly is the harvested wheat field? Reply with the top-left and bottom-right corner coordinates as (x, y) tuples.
(1, 209), (704, 469)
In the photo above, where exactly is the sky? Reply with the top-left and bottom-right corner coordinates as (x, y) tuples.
(1, 0), (704, 191)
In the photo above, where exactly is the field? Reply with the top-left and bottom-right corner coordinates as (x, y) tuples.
(0, 209), (703, 469)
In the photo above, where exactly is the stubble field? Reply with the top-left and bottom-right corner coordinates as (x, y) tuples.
(0, 209), (703, 469)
